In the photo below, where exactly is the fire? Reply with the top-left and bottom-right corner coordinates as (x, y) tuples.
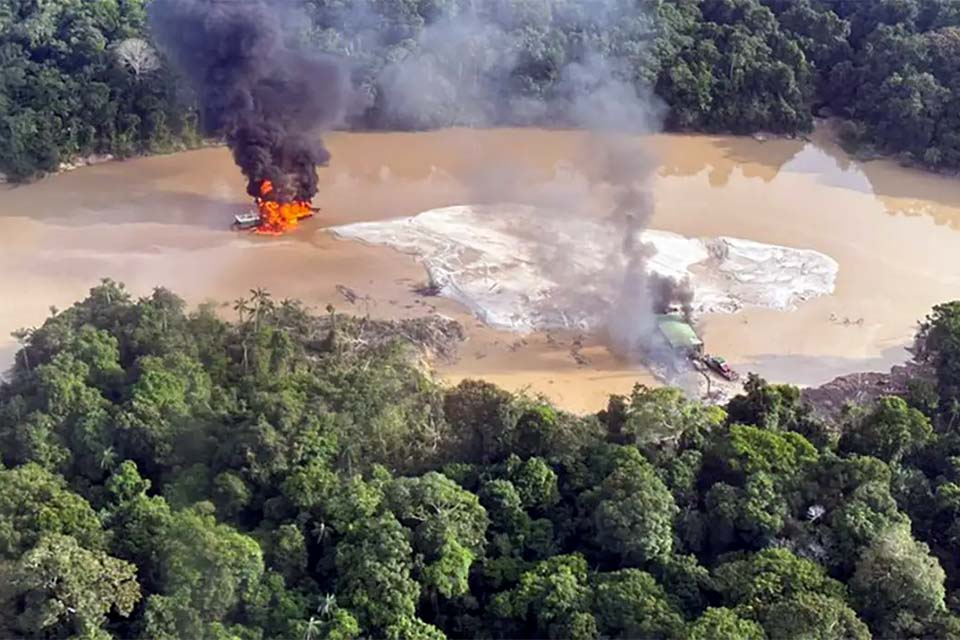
(253, 179), (314, 235)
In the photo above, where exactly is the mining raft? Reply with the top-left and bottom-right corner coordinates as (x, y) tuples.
(232, 206), (321, 231)
(655, 311), (739, 381)
(233, 210), (261, 230)
(656, 312), (704, 358)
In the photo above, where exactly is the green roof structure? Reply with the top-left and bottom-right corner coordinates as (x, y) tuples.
(656, 314), (703, 352)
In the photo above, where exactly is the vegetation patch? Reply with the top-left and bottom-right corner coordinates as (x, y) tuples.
(3, 1), (959, 181)
(4, 280), (960, 638)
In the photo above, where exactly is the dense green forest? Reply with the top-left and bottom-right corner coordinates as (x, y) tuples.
(4, 280), (960, 638)
(2, 0), (959, 182)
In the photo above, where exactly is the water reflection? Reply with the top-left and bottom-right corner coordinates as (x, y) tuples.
(658, 135), (803, 187)
(744, 345), (908, 388)
(656, 127), (960, 232)
(779, 144), (875, 194)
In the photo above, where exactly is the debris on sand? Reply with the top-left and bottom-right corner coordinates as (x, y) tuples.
(413, 282), (442, 297)
(829, 312), (865, 327)
(336, 284), (360, 304)
(308, 313), (466, 363)
(570, 334), (590, 367)
(507, 338), (529, 352)
(802, 360), (933, 421)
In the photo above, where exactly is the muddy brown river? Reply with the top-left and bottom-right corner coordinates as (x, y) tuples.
(3, 127), (960, 413)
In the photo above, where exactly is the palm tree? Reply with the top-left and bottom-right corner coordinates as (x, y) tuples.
(11, 327), (33, 373)
(233, 296), (251, 325)
(233, 297), (252, 373)
(303, 595), (337, 640)
(312, 521), (328, 543)
(318, 594), (337, 619)
(303, 615), (320, 640)
(948, 398), (960, 432)
(325, 304), (340, 356)
(337, 439), (358, 475)
(250, 288), (273, 332)
(99, 446), (117, 472)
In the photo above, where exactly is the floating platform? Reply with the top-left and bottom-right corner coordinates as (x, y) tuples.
(233, 211), (260, 230)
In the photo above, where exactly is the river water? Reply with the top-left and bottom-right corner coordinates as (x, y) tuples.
(2, 127), (959, 412)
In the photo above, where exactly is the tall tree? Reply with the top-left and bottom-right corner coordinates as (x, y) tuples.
(4, 534), (140, 639)
(850, 523), (947, 635)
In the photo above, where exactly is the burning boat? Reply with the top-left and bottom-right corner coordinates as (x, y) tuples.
(233, 210), (261, 230)
(147, 0), (346, 238)
(233, 179), (320, 234)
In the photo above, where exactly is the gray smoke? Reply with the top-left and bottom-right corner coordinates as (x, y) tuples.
(319, 1), (661, 130)
(559, 54), (693, 361)
(340, 0), (692, 363)
(375, 14), (519, 128)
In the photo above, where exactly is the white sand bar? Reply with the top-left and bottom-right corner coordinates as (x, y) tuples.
(331, 204), (838, 332)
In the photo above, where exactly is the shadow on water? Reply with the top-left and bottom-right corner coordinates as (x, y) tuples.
(0, 343), (19, 383)
(859, 163), (960, 231)
(738, 344), (909, 388)
(711, 134), (879, 195)
(708, 131), (960, 231)
(659, 134), (815, 189)
(710, 136), (806, 185)
(0, 188), (248, 231)
(124, 190), (249, 230)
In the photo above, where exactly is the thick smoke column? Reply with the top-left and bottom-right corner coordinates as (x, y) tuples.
(363, 0), (692, 362)
(148, 0), (348, 205)
(557, 53), (693, 361)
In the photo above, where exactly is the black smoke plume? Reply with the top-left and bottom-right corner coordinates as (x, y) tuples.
(148, 0), (348, 203)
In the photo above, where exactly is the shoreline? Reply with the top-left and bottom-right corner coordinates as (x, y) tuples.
(0, 283), (916, 417)
(6, 119), (958, 187)
(0, 140), (224, 185)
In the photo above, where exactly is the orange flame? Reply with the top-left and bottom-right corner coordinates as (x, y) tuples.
(253, 179), (313, 235)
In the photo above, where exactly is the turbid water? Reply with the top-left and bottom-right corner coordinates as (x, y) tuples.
(3, 127), (960, 413)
